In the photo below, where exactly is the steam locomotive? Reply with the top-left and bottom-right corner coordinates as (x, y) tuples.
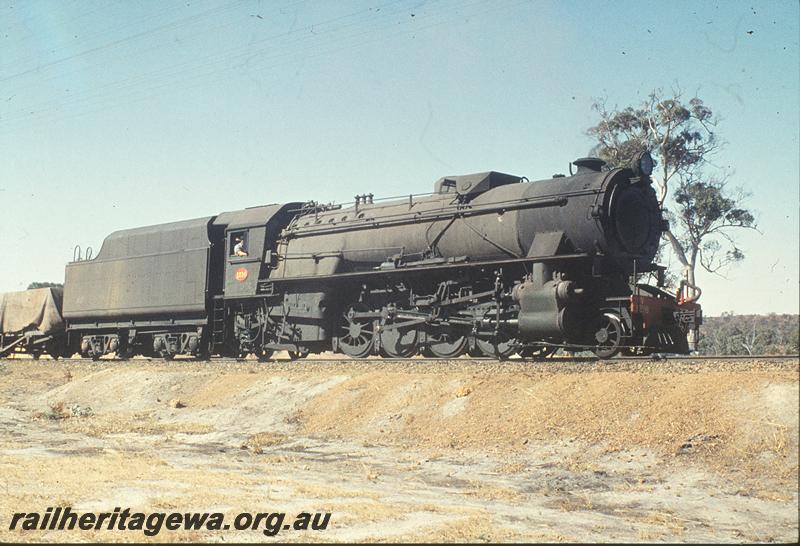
(0, 152), (701, 361)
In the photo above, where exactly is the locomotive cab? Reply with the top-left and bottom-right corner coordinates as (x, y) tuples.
(212, 204), (301, 299)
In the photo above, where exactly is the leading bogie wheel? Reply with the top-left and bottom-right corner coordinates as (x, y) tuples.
(518, 345), (555, 359)
(475, 328), (518, 359)
(621, 346), (653, 357)
(592, 312), (623, 359)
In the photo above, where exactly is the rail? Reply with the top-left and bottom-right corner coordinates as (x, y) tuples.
(2, 354), (797, 364)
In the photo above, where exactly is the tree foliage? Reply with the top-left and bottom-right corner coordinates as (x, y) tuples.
(697, 313), (799, 355)
(586, 89), (756, 292)
(669, 177), (756, 278)
(587, 92), (718, 205)
(27, 282), (63, 290)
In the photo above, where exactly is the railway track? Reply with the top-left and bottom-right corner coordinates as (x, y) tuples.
(2, 354), (797, 365)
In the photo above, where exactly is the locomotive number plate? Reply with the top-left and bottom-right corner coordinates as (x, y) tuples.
(674, 309), (696, 328)
(235, 267), (249, 282)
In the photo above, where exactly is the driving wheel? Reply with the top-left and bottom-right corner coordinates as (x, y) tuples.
(338, 306), (375, 358)
(424, 324), (469, 359)
(380, 323), (419, 358)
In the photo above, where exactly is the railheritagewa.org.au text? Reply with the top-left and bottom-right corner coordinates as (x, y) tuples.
(9, 507), (331, 537)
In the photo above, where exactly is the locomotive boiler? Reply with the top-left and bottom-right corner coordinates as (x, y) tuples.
(1, 152), (702, 361)
(259, 152), (688, 359)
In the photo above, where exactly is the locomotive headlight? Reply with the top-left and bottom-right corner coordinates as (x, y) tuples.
(633, 150), (654, 177)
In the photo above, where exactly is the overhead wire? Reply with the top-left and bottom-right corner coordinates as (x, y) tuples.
(1, 0), (251, 82)
(3, 0), (200, 68)
(1, 0), (529, 131)
(0, 0), (398, 107)
(2, 0), (114, 47)
(0, 0), (415, 125)
(4, 0), (312, 77)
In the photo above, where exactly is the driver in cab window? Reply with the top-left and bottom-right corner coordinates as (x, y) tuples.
(233, 236), (248, 257)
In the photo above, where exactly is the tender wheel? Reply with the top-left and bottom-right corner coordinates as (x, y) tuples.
(475, 328), (518, 359)
(46, 342), (63, 360)
(197, 339), (215, 361)
(424, 324), (468, 359)
(592, 313), (623, 359)
(518, 345), (555, 359)
(256, 349), (274, 362)
(117, 346), (135, 361)
(380, 324), (419, 358)
(339, 306), (375, 358)
(287, 349), (309, 360)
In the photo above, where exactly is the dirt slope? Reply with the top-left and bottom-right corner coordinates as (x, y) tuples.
(299, 366), (799, 482)
(0, 357), (797, 542)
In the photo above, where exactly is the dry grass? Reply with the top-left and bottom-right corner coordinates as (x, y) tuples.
(494, 460), (527, 474)
(464, 482), (522, 502)
(240, 431), (288, 453)
(299, 369), (799, 483)
(291, 483), (381, 501)
(326, 501), (413, 524)
(638, 528), (664, 541)
(32, 400), (94, 420)
(58, 411), (213, 436)
(182, 373), (263, 408)
(395, 513), (516, 543)
(557, 492), (595, 512)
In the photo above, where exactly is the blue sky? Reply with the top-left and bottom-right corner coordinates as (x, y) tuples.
(1, 0), (798, 315)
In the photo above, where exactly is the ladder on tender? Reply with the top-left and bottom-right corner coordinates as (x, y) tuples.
(211, 296), (226, 351)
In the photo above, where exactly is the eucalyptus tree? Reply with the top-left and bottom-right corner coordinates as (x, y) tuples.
(587, 89), (756, 297)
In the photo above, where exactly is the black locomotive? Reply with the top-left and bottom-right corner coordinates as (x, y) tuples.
(0, 152), (701, 361)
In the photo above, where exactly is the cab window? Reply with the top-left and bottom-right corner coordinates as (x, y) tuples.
(229, 231), (248, 257)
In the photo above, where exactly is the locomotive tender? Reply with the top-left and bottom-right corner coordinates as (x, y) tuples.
(1, 152), (701, 360)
